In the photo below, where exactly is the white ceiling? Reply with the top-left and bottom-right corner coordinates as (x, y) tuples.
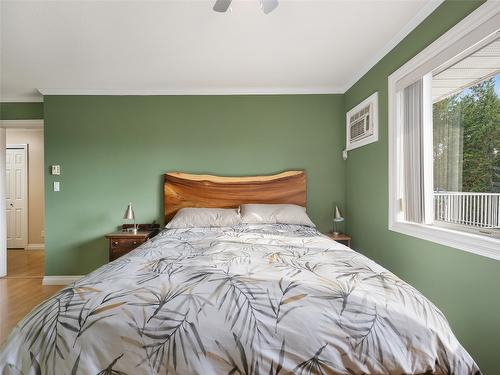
(0, 0), (441, 101)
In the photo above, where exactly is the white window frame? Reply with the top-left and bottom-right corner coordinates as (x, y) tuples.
(388, 1), (500, 261)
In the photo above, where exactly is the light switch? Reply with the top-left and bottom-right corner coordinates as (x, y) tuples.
(53, 181), (60, 192)
(51, 165), (61, 175)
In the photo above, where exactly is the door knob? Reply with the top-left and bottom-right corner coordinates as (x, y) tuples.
(9, 203), (13, 207)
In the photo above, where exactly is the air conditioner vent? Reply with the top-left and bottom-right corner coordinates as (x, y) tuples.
(349, 106), (372, 142)
(346, 92), (378, 151)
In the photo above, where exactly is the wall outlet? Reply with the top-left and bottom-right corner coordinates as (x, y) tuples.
(51, 165), (61, 175)
(53, 181), (60, 192)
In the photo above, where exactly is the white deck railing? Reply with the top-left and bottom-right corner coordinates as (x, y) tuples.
(434, 192), (500, 228)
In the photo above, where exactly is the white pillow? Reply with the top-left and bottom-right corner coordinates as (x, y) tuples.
(166, 208), (242, 229)
(240, 204), (315, 227)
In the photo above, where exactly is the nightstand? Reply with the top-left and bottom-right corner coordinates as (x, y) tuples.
(325, 232), (351, 247)
(105, 224), (159, 261)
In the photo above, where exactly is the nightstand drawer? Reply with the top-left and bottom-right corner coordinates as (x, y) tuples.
(110, 238), (144, 249)
(110, 247), (135, 261)
(105, 227), (159, 262)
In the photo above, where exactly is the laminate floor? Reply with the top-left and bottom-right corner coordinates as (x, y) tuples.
(0, 250), (62, 345)
(7, 249), (44, 278)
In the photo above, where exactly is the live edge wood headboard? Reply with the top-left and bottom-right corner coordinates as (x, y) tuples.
(164, 171), (306, 222)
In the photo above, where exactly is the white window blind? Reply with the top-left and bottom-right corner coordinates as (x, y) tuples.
(402, 79), (425, 223)
(400, 75), (433, 225)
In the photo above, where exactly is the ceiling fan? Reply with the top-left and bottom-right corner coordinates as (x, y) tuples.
(213, 0), (279, 14)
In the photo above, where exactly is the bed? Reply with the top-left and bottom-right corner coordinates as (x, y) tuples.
(0, 171), (480, 374)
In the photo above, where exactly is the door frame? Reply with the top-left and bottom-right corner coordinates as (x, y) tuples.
(6, 143), (29, 250)
(0, 120), (43, 277)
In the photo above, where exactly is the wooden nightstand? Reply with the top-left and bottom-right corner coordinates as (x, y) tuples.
(105, 224), (159, 261)
(325, 232), (351, 247)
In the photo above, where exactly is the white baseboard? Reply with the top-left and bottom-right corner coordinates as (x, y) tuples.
(42, 275), (83, 285)
(27, 243), (44, 250)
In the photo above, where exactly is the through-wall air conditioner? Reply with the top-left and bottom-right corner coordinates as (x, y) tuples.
(345, 92), (378, 154)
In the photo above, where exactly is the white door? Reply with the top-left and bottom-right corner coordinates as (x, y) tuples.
(6, 145), (28, 249)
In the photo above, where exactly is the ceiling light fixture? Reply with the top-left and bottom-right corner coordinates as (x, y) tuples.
(213, 0), (279, 14)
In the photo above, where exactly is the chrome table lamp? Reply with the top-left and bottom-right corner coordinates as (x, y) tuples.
(333, 205), (344, 235)
(123, 202), (138, 234)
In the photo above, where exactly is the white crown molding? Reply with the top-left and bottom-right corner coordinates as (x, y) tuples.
(27, 243), (44, 250)
(1, 96), (43, 103)
(0, 0), (464, 100)
(389, 1), (500, 89)
(342, 0), (445, 93)
(0, 120), (44, 129)
(42, 275), (83, 285)
(5, 127), (43, 132)
(32, 0), (444, 99)
(37, 87), (345, 96)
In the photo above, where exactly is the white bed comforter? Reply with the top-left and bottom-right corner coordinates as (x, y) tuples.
(0, 224), (481, 374)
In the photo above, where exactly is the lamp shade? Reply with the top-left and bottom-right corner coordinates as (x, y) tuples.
(334, 205), (344, 222)
(123, 202), (135, 220)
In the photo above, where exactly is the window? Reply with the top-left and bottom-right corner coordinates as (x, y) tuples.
(433, 72), (499, 236)
(388, 2), (500, 260)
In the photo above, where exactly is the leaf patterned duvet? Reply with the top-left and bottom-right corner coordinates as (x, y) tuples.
(0, 224), (481, 375)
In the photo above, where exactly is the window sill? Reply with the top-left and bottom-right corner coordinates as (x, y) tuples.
(389, 220), (500, 261)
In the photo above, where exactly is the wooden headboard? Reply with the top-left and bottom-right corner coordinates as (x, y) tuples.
(164, 171), (306, 222)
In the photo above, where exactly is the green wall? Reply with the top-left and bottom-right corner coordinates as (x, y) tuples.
(344, 1), (498, 373)
(27, 1), (499, 371)
(0, 102), (44, 120)
(44, 94), (345, 275)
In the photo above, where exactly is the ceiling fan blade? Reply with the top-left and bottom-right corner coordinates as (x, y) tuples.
(213, 0), (232, 13)
(260, 0), (278, 14)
